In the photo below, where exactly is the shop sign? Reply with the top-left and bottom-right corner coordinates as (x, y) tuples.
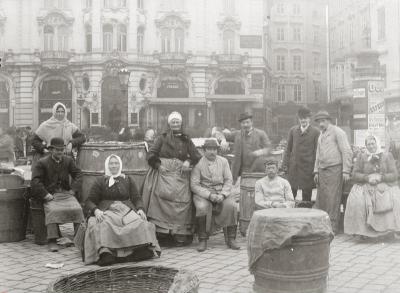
(353, 88), (366, 98)
(368, 81), (385, 114)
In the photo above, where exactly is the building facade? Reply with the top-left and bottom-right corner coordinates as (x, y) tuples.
(0, 0), (272, 135)
(268, 0), (328, 138)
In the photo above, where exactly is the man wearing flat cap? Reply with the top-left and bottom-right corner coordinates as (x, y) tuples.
(191, 139), (240, 252)
(313, 110), (352, 234)
(31, 137), (84, 252)
(254, 159), (295, 209)
(231, 112), (271, 184)
(282, 106), (320, 205)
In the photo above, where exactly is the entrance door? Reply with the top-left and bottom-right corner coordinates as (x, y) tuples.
(101, 76), (128, 130)
(39, 76), (72, 124)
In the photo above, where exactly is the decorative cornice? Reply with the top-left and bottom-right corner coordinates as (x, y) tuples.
(103, 58), (129, 77)
(37, 10), (74, 27)
(217, 16), (241, 31)
(155, 12), (190, 29)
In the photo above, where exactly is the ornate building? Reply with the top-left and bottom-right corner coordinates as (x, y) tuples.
(0, 0), (272, 134)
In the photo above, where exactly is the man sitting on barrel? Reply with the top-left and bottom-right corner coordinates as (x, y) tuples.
(190, 139), (240, 252)
(31, 137), (84, 252)
(254, 159), (295, 209)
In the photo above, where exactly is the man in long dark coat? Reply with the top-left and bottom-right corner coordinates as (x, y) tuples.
(282, 107), (320, 204)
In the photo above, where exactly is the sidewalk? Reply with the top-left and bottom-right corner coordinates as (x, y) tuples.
(1, 226), (400, 293)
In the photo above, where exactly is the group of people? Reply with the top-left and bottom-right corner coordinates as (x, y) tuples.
(26, 101), (400, 267)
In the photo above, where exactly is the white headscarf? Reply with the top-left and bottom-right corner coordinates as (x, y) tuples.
(167, 111), (182, 125)
(35, 102), (78, 146)
(104, 154), (125, 187)
(365, 135), (383, 160)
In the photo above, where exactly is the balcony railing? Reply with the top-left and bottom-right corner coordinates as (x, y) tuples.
(40, 51), (71, 60)
(215, 54), (243, 64)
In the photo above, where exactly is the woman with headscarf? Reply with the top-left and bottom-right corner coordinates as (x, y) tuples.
(344, 135), (400, 239)
(84, 154), (161, 266)
(32, 102), (85, 162)
(142, 111), (202, 246)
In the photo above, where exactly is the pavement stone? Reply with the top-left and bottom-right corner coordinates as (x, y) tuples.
(1, 227), (400, 292)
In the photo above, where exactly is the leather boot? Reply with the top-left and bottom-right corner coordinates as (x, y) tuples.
(196, 216), (208, 252)
(225, 226), (240, 250)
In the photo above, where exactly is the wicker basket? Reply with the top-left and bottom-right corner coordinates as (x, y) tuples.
(47, 265), (200, 293)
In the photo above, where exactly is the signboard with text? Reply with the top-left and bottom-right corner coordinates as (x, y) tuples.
(368, 81), (385, 147)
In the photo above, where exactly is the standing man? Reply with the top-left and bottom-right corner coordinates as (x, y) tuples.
(191, 139), (239, 252)
(313, 111), (352, 234)
(231, 112), (271, 183)
(282, 107), (320, 205)
(31, 137), (84, 252)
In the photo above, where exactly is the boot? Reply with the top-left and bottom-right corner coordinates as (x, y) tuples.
(224, 226), (240, 250)
(196, 216), (208, 252)
(48, 239), (60, 252)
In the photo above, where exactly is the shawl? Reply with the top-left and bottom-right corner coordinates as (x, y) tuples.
(35, 102), (78, 146)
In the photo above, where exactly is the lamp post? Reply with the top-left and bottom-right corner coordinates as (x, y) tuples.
(117, 68), (131, 126)
(76, 95), (85, 129)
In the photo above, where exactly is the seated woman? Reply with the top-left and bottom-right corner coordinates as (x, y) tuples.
(344, 135), (400, 239)
(84, 155), (161, 266)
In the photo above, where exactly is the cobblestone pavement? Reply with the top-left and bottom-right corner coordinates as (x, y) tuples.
(1, 226), (400, 293)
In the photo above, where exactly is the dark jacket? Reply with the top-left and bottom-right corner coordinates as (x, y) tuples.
(282, 125), (320, 190)
(352, 152), (398, 186)
(147, 130), (201, 169)
(231, 128), (271, 182)
(31, 129), (86, 155)
(31, 154), (82, 200)
(85, 175), (143, 215)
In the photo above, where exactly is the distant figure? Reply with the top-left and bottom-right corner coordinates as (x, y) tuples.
(144, 127), (156, 145)
(254, 159), (295, 209)
(109, 104), (122, 133)
(231, 112), (271, 184)
(118, 125), (132, 142)
(282, 107), (320, 204)
(314, 111), (353, 234)
(0, 126), (15, 164)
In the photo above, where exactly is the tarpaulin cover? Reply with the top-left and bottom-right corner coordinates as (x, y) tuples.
(247, 208), (333, 272)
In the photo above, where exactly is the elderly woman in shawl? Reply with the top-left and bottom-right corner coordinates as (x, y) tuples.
(143, 111), (202, 246)
(84, 154), (160, 266)
(32, 102), (85, 161)
(344, 135), (400, 239)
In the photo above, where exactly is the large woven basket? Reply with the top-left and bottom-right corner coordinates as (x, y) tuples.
(47, 265), (199, 293)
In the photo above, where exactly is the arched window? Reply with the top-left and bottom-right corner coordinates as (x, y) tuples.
(137, 26), (144, 54)
(117, 25), (127, 52)
(58, 25), (69, 51)
(85, 25), (92, 52)
(223, 30), (235, 54)
(103, 24), (113, 52)
(44, 25), (54, 51)
(174, 28), (184, 53)
(161, 28), (171, 53)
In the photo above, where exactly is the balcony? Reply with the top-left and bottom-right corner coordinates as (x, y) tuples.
(40, 51), (71, 70)
(154, 52), (188, 73)
(211, 54), (245, 74)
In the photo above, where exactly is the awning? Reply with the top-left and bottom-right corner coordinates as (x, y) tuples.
(206, 94), (262, 102)
(148, 97), (206, 105)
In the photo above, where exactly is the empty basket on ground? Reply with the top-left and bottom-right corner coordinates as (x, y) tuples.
(47, 265), (199, 293)
(0, 174), (28, 243)
(247, 208), (333, 293)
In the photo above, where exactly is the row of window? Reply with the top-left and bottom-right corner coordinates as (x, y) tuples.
(276, 26), (320, 44)
(276, 82), (321, 103)
(276, 55), (320, 73)
(275, 3), (301, 15)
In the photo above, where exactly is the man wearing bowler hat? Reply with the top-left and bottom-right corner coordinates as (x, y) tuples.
(31, 137), (84, 252)
(313, 110), (352, 234)
(191, 139), (240, 252)
(282, 106), (320, 205)
(231, 112), (271, 184)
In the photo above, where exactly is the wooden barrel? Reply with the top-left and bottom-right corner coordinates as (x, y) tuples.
(248, 208), (332, 293)
(0, 174), (28, 243)
(77, 142), (149, 203)
(239, 172), (264, 236)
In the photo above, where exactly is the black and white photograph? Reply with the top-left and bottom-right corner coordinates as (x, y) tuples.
(0, 0), (400, 292)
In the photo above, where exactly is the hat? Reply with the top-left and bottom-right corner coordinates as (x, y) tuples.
(202, 139), (219, 149)
(238, 112), (253, 122)
(297, 106), (312, 118)
(264, 159), (278, 167)
(314, 110), (332, 122)
(167, 111), (182, 124)
(48, 137), (65, 149)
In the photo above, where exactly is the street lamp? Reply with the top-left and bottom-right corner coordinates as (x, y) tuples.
(76, 95), (85, 129)
(117, 68), (131, 127)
